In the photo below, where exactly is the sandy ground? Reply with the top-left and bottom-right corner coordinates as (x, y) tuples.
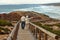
(0, 22), (17, 40)
(0, 34), (8, 40)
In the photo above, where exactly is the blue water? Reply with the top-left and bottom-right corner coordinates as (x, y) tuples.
(0, 4), (40, 12)
(0, 4), (60, 19)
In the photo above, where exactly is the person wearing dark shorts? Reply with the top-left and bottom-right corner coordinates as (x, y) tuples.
(21, 21), (25, 29)
(21, 16), (25, 29)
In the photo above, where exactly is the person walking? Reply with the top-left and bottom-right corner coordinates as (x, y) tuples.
(25, 15), (29, 29)
(21, 16), (26, 29)
(25, 15), (33, 30)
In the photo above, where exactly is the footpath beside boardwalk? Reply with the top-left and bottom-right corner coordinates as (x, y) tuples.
(17, 23), (35, 40)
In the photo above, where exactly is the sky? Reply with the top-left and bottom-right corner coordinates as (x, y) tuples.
(0, 0), (60, 5)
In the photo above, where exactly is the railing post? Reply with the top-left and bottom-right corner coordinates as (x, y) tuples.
(33, 28), (35, 35)
(35, 28), (37, 39)
(34, 26), (37, 39)
(44, 33), (48, 40)
(56, 38), (58, 40)
(38, 30), (41, 40)
(55, 36), (59, 40)
(35, 28), (39, 39)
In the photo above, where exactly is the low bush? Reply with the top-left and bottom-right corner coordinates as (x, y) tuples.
(0, 27), (11, 34)
(32, 22), (60, 36)
(0, 19), (13, 26)
(54, 23), (60, 27)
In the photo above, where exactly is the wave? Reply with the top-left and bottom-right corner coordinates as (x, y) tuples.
(0, 5), (60, 20)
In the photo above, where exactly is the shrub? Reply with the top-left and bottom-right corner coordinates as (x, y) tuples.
(4, 28), (11, 34)
(32, 22), (60, 36)
(0, 19), (13, 26)
(54, 23), (60, 27)
(0, 27), (11, 34)
(52, 30), (60, 35)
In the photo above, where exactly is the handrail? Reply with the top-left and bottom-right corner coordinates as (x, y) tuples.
(7, 21), (20, 40)
(29, 22), (59, 40)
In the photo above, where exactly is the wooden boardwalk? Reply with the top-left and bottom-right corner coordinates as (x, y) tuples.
(17, 23), (35, 40)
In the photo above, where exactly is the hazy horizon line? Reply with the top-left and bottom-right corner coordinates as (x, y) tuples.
(0, 2), (60, 5)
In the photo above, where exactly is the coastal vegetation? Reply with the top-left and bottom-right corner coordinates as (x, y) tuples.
(0, 19), (13, 34)
(32, 22), (60, 36)
(0, 27), (11, 34)
(0, 19), (13, 26)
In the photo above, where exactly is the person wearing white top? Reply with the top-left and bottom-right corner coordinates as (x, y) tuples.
(25, 15), (33, 24)
(21, 16), (25, 21)
(25, 15), (29, 29)
(21, 16), (26, 29)
(25, 15), (29, 24)
(25, 15), (34, 29)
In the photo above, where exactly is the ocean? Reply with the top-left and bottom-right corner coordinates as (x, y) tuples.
(0, 4), (60, 19)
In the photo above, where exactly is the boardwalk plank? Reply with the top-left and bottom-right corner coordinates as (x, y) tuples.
(17, 24), (35, 40)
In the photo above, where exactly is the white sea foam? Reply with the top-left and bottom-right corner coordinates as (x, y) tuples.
(0, 12), (10, 14)
(0, 6), (60, 20)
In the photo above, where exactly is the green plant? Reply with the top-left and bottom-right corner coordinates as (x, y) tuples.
(54, 23), (60, 27)
(52, 30), (60, 35)
(32, 22), (60, 36)
(4, 28), (11, 34)
(0, 19), (13, 26)
(0, 27), (11, 34)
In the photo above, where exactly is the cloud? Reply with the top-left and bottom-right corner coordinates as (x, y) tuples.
(0, 0), (60, 5)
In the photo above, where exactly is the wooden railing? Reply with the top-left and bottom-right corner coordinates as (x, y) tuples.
(29, 22), (60, 40)
(7, 21), (20, 40)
